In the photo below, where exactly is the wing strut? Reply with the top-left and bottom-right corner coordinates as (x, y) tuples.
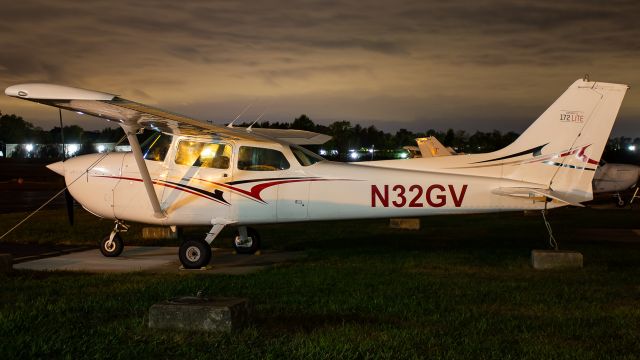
(122, 125), (166, 219)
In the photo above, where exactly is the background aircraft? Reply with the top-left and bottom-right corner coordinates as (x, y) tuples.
(593, 161), (640, 206)
(403, 137), (457, 158)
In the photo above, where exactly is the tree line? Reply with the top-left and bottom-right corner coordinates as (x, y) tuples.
(1, 113), (638, 163)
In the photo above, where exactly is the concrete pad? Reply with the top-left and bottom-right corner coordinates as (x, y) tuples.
(390, 218), (420, 230)
(531, 250), (583, 270)
(0, 253), (12, 273)
(149, 296), (249, 332)
(13, 246), (306, 274)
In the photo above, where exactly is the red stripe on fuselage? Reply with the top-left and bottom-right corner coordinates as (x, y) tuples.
(195, 178), (336, 203)
(93, 175), (229, 205)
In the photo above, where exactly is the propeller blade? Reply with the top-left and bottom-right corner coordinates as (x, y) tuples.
(64, 188), (74, 226)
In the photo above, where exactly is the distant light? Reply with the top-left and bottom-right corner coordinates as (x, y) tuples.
(368, 148), (374, 153)
(348, 149), (355, 152)
(330, 150), (339, 156)
(319, 149), (327, 156)
(628, 145), (636, 151)
(25, 144), (34, 152)
(68, 144), (79, 155)
(350, 152), (359, 160)
(97, 145), (106, 153)
(399, 152), (408, 159)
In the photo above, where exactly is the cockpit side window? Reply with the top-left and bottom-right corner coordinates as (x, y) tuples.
(237, 146), (290, 171)
(175, 141), (231, 169)
(290, 145), (325, 166)
(141, 132), (172, 161)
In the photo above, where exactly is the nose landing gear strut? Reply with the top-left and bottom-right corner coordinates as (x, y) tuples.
(100, 220), (128, 257)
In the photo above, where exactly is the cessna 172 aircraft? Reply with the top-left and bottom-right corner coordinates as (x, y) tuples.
(4, 78), (629, 268)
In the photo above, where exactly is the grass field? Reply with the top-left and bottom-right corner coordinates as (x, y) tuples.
(1, 207), (640, 359)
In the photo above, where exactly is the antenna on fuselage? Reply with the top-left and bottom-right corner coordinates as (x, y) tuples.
(246, 109), (267, 133)
(227, 103), (253, 128)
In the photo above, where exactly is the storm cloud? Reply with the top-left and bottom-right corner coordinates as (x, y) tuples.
(0, 0), (638, 135)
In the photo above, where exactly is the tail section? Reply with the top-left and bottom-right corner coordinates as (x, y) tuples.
(416, 136), (456, 157)
(496, 78), (628, 203)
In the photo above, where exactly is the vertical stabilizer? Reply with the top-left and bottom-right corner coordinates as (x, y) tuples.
(498, 79), (628, 203)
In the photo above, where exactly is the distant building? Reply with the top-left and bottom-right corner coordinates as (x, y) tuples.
(3, 143), (131, 158)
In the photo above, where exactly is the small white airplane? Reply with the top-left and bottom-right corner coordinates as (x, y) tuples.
(593, 161), (640, 206)
(403, 136), (458, 158)
(4, 78), (629, 268)
(416, 136), (457, 158)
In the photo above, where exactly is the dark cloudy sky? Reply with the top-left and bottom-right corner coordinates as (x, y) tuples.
(1, 0), (639, 136)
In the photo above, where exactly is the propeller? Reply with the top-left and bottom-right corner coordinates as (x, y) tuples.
(59, 108), (74, 226)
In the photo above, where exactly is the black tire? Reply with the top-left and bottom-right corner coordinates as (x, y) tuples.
(100, 234), (124, 257)
(233, 227), (261, 254)
(179, 239), (212, 269)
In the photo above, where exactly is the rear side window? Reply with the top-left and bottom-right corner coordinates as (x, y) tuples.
(175, 141), (231, 169)
(238, 146), (290, 171)
(290, 145), (324, 166)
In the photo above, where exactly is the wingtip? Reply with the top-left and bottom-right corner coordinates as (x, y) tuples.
(4, 83), (116, 100)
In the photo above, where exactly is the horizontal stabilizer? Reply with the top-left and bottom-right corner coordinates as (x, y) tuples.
(492, 187), (585, 207)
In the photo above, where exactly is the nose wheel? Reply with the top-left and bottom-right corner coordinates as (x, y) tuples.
(100, 220), (128, 257)
(100, 233), (124, 257)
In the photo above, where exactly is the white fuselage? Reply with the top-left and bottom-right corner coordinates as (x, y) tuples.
(57, 135), (560, 227)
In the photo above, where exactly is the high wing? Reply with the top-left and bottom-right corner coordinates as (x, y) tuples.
(244, 128), (331, 145)
(4, 83), (330, 145)
(5, 83), (331, 219)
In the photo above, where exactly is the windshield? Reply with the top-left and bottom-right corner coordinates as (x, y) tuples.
(140, 132), (172, 161)
(290, 145), (325, 166)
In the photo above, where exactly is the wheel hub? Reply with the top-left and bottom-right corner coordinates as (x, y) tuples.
(235, 236), (253, 248)
(104, 240), (115, 252)
(186, 246), (201, 262)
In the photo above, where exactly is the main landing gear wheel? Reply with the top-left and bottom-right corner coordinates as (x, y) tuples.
(179, 239), (212, 269)
(233, 227), (261, 254)
(100, 234), (124, 257)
